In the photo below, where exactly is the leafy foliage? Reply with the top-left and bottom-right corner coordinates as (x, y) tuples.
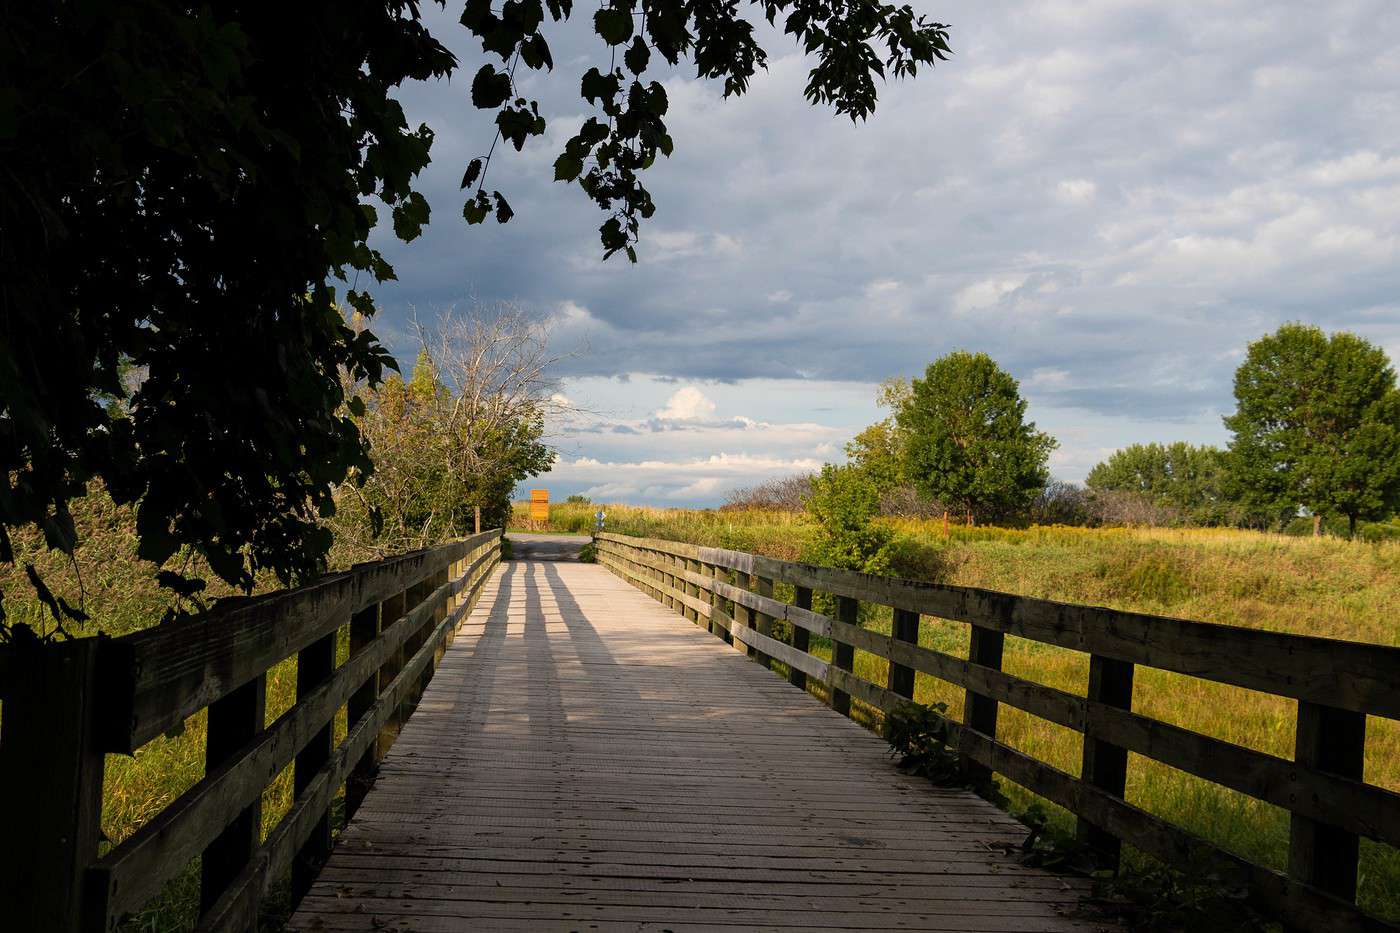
(898, 352), (1057, 524)
(1086, 443), (1250, 526)
(802, 464), (895, 576)
(330, 312), (557, 558)
(1225, 324), (1400, 537)
(1, 4), (453, 631)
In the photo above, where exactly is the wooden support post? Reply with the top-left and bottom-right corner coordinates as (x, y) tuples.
(345, 601), (381, 821)
(659, 552), (672, 609)
(684, 558), (699, 624)
(754, 575), (775, 670)
(790, 587), (812, 689)
(887, 608), (919, 701)
(0, 640), (107, 933)
(1288, 701), (1366, 907)
(292, 630), (336, 902)
(474, 505), (481, 534)
(201, 673), (267, 915)
(1077, 654), (1134, 868)
(962, 625), (1005, 786)
(376, 589), (407, 761)
(831, 595), (857, 716)
(732, 570), (755, 657)
(704, 562), (720, 637)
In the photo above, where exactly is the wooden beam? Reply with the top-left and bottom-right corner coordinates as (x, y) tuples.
(1077, 654), (1134, 870)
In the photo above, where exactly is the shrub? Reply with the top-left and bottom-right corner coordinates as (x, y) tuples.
(722, 474), (813, 511)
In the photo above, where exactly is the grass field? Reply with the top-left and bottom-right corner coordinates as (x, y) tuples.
(517, 501), (1400, 921)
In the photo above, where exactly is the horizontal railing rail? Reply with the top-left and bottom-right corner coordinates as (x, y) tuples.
(0, 530), (503, 933)
(595, 532), (1400, 933)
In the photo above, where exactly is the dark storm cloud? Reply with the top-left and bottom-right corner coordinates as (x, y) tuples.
(365, 0), (1400, 429)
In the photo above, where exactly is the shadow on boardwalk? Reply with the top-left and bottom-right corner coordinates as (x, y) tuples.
(288, 559), (1116, 932)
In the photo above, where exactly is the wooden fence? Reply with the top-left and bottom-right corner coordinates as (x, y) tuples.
(0, 530), (502, 933)
(596, 532), (1400, 933)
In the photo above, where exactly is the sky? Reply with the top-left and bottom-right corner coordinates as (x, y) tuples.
(365, 0), (1400, 506)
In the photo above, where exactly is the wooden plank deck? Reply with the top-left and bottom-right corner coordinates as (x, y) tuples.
(288, 559), (1115, 932)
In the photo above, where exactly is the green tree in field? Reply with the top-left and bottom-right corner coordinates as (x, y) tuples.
(2, 2), (950, 635)
(845, 378), (913, 492)
(803, 464), (895, 576)
(897, 352), (1056, 524)
(1086, 442), (1233, 525)
(1225, 324), (1400, 538)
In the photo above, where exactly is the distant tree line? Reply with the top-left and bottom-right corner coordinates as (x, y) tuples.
(727, 323), (1400, 542)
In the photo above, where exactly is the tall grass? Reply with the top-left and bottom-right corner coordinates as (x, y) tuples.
(531, 500), (1400, 920)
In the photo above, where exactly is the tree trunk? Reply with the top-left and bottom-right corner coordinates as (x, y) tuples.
(1312, 513), (1322, 537)
(1348, 513), (1357, 540)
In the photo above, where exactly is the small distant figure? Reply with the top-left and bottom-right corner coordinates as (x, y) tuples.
(595, 508), (606, 532)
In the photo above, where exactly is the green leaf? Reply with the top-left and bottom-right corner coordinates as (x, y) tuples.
(593, 8), (634, 46)
(470, 65), (513, 109)
(461, 158), (483, 190)
(624, 37), (650, 75)
(554, 153), (584, 182)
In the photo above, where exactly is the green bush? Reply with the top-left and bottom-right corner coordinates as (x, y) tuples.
(803, 464), (896, 576)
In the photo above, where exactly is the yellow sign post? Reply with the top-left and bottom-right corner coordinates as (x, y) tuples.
(529, 488), (549, 523)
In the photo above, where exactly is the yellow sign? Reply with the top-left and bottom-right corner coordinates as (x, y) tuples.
(529, 488), (549, 522)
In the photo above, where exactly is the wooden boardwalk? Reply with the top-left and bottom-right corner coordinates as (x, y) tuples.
(288, 559), (1113, 932)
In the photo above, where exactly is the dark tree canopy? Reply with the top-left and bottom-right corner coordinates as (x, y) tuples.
(1224, 324), (1400, 537)
(897, 352), (1056, 523)
(1, 2), (949, 631)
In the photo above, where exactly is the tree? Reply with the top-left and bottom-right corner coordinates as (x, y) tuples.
(3, 3), (948, 634)
(897, 352), (1056, 524)
(1086, 442), (1233, 525)
(845, 378), (912, 492)
(333, 308), (559, 558)
(1225, 324), (1400, 537)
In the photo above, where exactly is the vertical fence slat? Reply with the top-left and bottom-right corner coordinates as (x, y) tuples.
(1289, 701), (1366, 906)
(830, 595), (857, 716)
(1077, 654), (1134, 868)
(376, 589), (407, 762)
(888, 608), (919, 701)
(732, 570), (755, 657)
(790, 586), (813, 689)
(962, 625), (1005, 785)
(754, 575), (775, 670)
(201, 673), (267, 916)
(0, 640), (107, 933)
(291, 629), (336, 901)
(345, 600), (382, 821)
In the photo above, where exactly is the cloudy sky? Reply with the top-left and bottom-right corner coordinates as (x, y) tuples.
(366, 0), (1400, 506)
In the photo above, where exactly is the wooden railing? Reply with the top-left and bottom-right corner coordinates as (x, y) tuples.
(596, 532), (1400, 933)
(0, 530), (502, 932)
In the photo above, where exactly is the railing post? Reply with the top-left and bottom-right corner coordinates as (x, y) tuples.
(1288, 701), (1365, 908)
(683, 557), (699, 624)
(754, 575), (775, 670)
(0, 640), (107, 933)
(376, 589), (407, 761)
(201, 673), (267, 916)
(345, 600), (381, 821)
(732, 570), (755, 657)
(291, 628), (336, 902)
(887, 608), (919, 700)
(1077, 654), (1134, 868)
(831, 595), (857, 716)
(962, 625), (1005, 786)
(790, 587), (813, 689)
(662, 552), (676, 610)
(704, 562), (720, 637)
